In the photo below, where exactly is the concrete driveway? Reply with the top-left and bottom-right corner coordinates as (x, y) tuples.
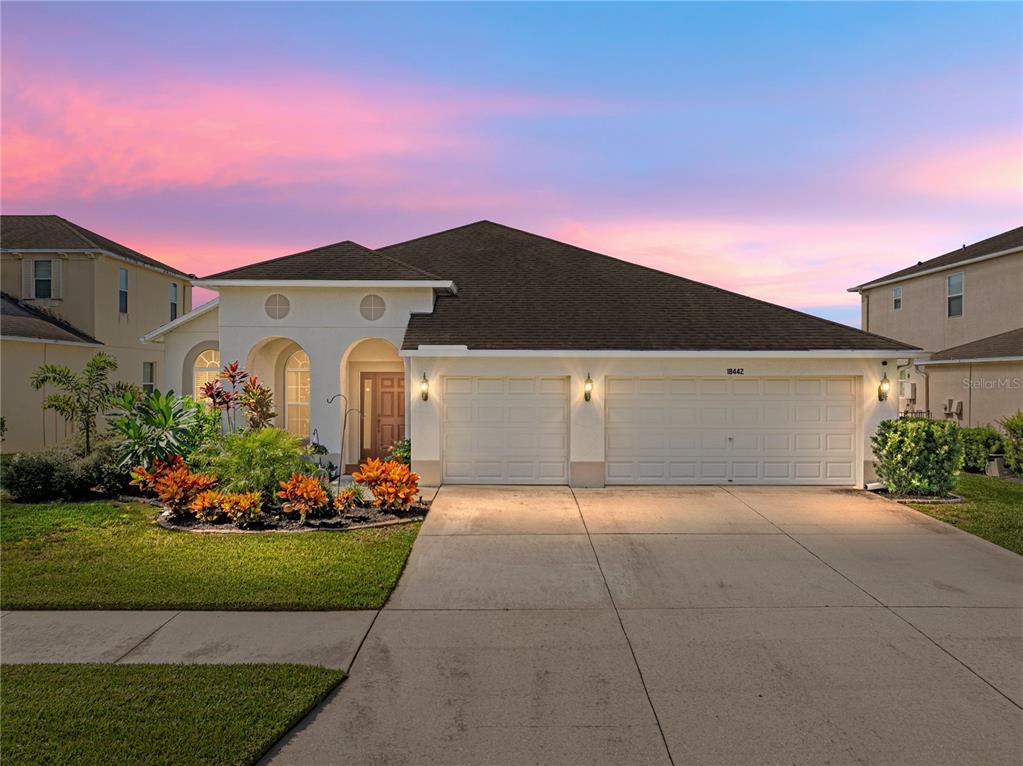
(267, 485), (1023, 765)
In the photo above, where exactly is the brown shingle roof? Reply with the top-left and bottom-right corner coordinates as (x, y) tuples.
(1, 215), (191, 277)
(200, 240), (444, 281)
(851, 226), (1023, 290)
(380, 221), (916, 352)
(0, 293), (101, 345)
(927, 327), (1023, 363)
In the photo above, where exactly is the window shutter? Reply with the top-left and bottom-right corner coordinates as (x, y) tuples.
(21, 259), (34, 298)
(51, 258), (63, 299)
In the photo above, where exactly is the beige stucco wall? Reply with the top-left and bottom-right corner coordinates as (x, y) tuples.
(922, 361), (1023, 428)
(0, 339), (99, 453)
(862, 253), (1023, 353)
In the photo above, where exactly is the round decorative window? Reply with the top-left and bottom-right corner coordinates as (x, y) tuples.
(360, 294), (385, 321)
(264, 293), (290, 320)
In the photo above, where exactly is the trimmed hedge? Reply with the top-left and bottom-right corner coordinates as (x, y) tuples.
(960, 425), (1004, 473)
(3, 437), (130, 503)
(871, 418), (963, 496)
(1001, 411), (1023, 475)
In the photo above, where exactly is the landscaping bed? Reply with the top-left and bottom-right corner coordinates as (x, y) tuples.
(157, 498), (429, 533)
(0, 663), (343, 766)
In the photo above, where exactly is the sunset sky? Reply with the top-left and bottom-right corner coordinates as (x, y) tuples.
(2, 2), (1020, 325)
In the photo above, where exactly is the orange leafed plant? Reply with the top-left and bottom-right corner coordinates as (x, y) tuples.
(221, 491), (262, 525)
(190, 490), (225, 522)
(353, 458), (420, 511)
(333, 484), (362, 513)
(276, 473), (328, 523)
(131, 456), (218, 517)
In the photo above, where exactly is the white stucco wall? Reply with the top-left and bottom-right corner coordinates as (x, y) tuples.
(406, 353), (900, 486)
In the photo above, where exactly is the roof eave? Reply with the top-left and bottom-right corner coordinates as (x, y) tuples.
(918, 354), (1023, 366)
(140, 298), (219, 343)
(847, 245), (1023, 293)
(1, 333), (103, 347)
(2, 247), (192, 280)
(400, 346), (916, 358)
(193, 279), (457, 293)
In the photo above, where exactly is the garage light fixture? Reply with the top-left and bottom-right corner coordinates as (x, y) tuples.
(583, 373), (594, 402)
(419, 373), (430, 401)
(878, 364), (891, 402)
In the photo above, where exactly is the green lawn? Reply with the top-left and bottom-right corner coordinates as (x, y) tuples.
(908, 473), (1023, 555)
(1, 663), (343, 766)
(0, 500), (420, 609)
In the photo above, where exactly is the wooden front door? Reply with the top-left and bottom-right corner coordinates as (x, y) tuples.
(360, 372), (406, 460)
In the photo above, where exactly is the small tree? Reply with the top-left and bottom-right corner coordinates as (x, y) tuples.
(30, 352), (130, 454)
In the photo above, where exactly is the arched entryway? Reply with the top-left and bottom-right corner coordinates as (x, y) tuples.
(247, 337), (312, 440)
(341, 338), (406, 471)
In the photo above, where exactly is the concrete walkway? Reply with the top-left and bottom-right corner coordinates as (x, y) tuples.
(265, 485), (1023, 766)
(1, 610), (376, 669)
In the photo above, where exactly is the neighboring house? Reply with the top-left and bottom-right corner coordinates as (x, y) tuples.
(145, 221), (912, 488)
(0, 215), (192, 452)
(848, 227), (1023, 426)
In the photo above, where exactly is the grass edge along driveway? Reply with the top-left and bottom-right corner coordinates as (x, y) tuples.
(1, 500), (420, 609)
(908, 473), (1023, 555)
(0, 663), (343, 766)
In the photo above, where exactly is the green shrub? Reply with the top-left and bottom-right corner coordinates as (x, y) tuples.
(385, 438), (411, 466)
(871, 418), (964, 496)
(74, 440), (133, 497)
(193, 428), (312, 506)
(1000, 410), (1023, 475)
(960, 425), (1004, 472)
(4, 452), (85, 502)
(108, 391), (217, 469)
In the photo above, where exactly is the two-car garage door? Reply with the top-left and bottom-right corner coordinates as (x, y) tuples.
(605, 376), (858, 484)
(440, 375), (859, 485)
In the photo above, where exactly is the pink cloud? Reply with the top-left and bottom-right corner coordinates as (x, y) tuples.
(875, 130), (1022, 204)
(551, 216), (990, 316)
(1, 64), (592, 202)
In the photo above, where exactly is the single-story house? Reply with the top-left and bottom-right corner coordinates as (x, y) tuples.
(916, 327), (1023, 427)
(142, 221), (916, 487)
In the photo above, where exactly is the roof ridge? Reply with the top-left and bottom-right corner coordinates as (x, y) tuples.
(392, 219), (915, 350)
(371, 248), (445, 281)
(52, 215), (100, 249)
(200, 239), (374, 279)
(377, 220), (497, 252)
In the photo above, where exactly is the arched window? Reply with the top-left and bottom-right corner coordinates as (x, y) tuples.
(285, 350), (310, 438)
(193, 349), (221, 398)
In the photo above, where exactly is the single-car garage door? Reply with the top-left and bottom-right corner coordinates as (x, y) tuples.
(605, 376), (858, 484)
(442, 376), (569, 484)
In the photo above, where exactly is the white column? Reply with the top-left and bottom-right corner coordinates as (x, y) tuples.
(308, 348), (342, 455)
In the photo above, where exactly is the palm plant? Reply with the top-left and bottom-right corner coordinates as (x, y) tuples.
(108, 390), (213, 469)
(30, 352), (129, 454)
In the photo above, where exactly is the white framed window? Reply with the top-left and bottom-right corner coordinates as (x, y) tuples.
(360, 294), (385, 321)
(946, 272), (963, 318)
(142, 362), (156, 394)
(169, 283), (179, 321)
(892, 286), (902, 311)
(193, 349), (220, 398)
(285, 350), (310, 437)
(118, 268), (129, 314)
(34, 259), (53, 299)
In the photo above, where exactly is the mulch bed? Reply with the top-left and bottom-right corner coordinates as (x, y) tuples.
(156, 500), (430, 534)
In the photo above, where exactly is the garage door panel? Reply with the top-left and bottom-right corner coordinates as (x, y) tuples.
(606, 376), (858, 485)
(443, 376), (569, 484)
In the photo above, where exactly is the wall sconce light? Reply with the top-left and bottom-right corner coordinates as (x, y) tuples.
(878, 370), (891, 402)
(583, 373), (594, 402)
(419, 373), (430, 401)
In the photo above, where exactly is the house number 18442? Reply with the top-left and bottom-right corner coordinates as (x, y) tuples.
(727, 368), (744, 375)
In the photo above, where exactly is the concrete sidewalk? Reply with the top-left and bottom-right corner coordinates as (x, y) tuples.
(0, 610), (375, 669)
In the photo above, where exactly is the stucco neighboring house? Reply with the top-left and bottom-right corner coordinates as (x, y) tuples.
(848, 226), (1023, 426)
(144, 221), (913, 488)
(1, 215), (193, 452)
